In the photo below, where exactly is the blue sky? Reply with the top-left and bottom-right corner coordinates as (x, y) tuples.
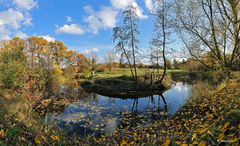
(0, 0), (179, 59)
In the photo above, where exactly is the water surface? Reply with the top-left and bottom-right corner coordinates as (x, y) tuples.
(51, 82), (191, 136)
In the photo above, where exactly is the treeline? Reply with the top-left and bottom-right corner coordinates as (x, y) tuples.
(0, 37), (95, 99)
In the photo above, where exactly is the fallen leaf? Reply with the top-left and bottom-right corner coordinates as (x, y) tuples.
(34, 133), (45, 145)
(221, 122), (230, 131)
(218, 133), (225, 140)
(161, 139), (171, 146)
(51, 135), (60, 141)
(198, 141), (207, 146)
(193, 141), (198, 145)
(120, 139), (128, 146)
(0, 129), (4, 138)
(192, 133), (197, 140)
(229, 138), (240, 143)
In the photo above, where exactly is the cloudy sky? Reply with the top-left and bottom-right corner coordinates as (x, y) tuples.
(0, 0), (173, 58)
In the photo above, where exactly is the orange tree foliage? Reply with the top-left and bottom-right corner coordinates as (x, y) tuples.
(0, 37), (88, 97)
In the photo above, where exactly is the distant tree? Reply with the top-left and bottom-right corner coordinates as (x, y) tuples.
(166, 59), (172, 69)
(104, 49), (116, 71)
(84, 49), (99, 78)
(173, 58), (179, 69)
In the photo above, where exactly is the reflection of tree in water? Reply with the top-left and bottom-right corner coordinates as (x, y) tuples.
(119, 94), (168, 129)
(88, 93), (99, 103)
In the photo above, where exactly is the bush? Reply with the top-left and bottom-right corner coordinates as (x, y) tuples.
(0, 63), (25, 89)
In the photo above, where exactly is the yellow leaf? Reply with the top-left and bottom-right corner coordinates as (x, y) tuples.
(229, 138), (240, 143)
(161, 139), (171, 146)
(192, 133), (197, 140)
(0, 129), (4, 138)
(51, 135), (60, 141)
(198, 141), (207, 146)
(238, 124), (240, 129)
(34, 133), (45, 145)
(181, 144), (188, 146)
(193, 141), (198, 145)
(130, 141), (134, 145)
(35, 138), (42, 145)
(120, 139), (128, 146)
(200, 133), (207, 139)
(218, 133), (225, 140)
(221, 122), (230, 131)
(133, 132), (137, 136)
(199, 128), (207, 134)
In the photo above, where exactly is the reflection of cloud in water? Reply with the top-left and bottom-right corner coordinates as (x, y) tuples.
(51, 101), (119, 136)
(51, 82), (192, 137)
(172, 82), (189, 92)
(57, 112), (86, 123)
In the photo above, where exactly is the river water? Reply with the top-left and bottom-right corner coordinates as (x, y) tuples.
(50, 82), (191, 137)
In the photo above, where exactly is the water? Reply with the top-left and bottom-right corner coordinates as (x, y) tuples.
(50, 82), (191, 137)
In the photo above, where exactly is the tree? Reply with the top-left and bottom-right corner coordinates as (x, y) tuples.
(175, 0), (240, 71)
(0, 38), (27, 89)
(150, 0), (172, 85)
(113, 27), (135, 78)
(166, 59), (172, 69)
(123, 4), (140, 80)
(49, 41), (67, 66)
(84, 48), (98, 78)
(104, 49), (116, 71)
(26, 37), (49, 69)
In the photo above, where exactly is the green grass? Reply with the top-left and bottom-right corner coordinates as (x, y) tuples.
(96, 68), (185, 78)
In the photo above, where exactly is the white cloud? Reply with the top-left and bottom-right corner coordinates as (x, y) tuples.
(0, 25), (10, 40)
(84, 6), (118, 34)
(0, 8), (32, 40)
(110, 0), (134, 10)
(39, 35), (55, 42)
(145, 0), (154, 12)
(99, 7), (118, 28)
(0, 0), (37, 40)
(66, 16), (72, 23)
(131, 2), (148, 19)
(12, 0), (37, 10)
(15, 31), (28, 38)
(82, 48), (99, 55)
(56, 24), (85, 35)
(110, 0), (148, 19)
(0, 8), (26, 29)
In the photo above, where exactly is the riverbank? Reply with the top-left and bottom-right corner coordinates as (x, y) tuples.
(80, 74), (240, 145)
(0, 72), (239, 145)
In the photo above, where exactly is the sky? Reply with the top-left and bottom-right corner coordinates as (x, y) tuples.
(0, 0), (181, 60)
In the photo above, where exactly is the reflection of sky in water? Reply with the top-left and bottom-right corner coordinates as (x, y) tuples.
(51, 82), (191, 136)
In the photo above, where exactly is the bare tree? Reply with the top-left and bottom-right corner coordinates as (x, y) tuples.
(104, 49), (116, 71)
(123, 5), (140, 80)
(84, 48), (98, 78)
(174, 0), (240, 71)
(150, 0), (172, 85)
(112, 27), (135, 78)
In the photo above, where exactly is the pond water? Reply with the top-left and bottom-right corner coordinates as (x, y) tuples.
(50, 82), (191, 137)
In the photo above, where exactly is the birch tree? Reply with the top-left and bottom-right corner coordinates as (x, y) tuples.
(175, 0), (240, 71)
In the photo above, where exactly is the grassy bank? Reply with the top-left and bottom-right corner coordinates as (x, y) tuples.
(95, 68), (185, 78)
(81, 75), (172, 98)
